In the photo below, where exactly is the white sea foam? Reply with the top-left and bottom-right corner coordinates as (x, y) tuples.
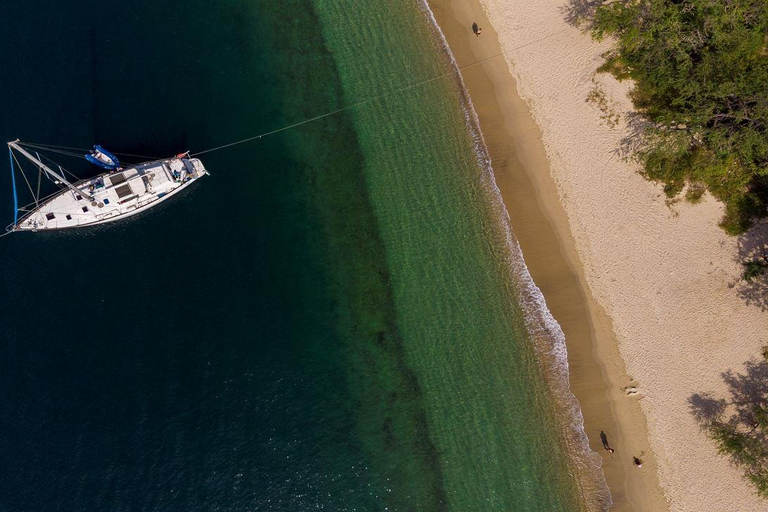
(418, 2), (612, 510)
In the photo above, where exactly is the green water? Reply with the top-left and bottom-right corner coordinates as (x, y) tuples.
(0, 0), (596, 510)
(275, 0), (589, 509)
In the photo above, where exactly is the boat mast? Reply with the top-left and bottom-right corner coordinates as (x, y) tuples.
(7, 141), (94, 201)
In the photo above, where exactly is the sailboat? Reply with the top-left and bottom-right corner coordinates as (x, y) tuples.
(6, 140), (208, 232)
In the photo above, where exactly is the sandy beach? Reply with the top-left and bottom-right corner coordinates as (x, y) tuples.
(429, 0), (768, 510)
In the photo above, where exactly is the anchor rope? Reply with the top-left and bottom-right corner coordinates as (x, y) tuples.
(3, 27), (567, 234)
(16, 29), (568, 162)
(191, 28), (568, 156)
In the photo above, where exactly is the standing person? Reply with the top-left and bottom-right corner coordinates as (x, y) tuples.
(472, 22), (479, 37)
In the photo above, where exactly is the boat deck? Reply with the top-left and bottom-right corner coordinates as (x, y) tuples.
(15, 156), (207, 231)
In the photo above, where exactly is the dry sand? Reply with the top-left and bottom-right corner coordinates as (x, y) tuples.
(428, 0), (768, 510)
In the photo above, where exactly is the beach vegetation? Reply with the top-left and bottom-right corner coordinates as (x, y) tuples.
(586, 78), (621, 128)
(589, 0), (768, 234)
(685, 183), (706, 203)
(690, 351), (768, 498)
(742, 259), (768, 282)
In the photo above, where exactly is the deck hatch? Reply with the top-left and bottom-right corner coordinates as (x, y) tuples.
(108, 173), (127, 186)
(115, 184), (133, 199)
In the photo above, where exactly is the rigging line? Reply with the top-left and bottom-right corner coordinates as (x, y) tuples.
(25, 146), (86, 159)
(15, 188), (66, 210)
(11, 151), (39, 208)
(37, 152), (80, 181)
(12, 152), (36, 201)
(8, 148), (18, 227)
(35, 154), (42, 200)
(191, 28), (569, 156)
(58, 164), (78, 182)
(30, 152), (60, 184)
(20, 144), (85, 159)
(20, 142), (86, 156)
(107, 150), (162, 160)
(20, 144), (146, 174)
(20, 142), (159, 161)
(16, 142), (88, 152)
(27, 144), (147, 169)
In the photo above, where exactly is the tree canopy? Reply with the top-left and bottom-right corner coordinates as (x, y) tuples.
(690, 351), (768, 498)
(591, 0), (768, 234)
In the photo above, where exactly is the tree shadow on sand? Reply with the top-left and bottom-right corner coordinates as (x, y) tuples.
(735, 221), (768, 311)
(560, 0), (603, 29)
(614, 111), (649, 159)
(559, 0), (768, 311)
(689, 357), (768, 498)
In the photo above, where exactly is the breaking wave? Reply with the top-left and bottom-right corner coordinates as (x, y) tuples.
(419, 3), (613, 510)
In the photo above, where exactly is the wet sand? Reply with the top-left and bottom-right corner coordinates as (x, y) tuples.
(427, 0), (668, 509)
(429, 0), (768, 509)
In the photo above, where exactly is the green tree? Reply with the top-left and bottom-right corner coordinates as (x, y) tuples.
(590, 0), (768, 234)
(689, 350), (768, 498)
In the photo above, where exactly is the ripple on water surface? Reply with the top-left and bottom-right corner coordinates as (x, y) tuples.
(0, 0), (604, 510)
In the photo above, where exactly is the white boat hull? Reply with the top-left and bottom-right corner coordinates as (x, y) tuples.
(11, 156), (208, 232)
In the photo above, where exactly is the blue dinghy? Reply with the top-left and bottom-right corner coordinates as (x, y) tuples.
(85, 144), (120, 170)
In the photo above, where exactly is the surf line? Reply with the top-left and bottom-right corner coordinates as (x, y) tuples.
(191, 28), (568, 157)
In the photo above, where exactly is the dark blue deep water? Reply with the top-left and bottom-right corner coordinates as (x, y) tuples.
(0, 1), (379, 510)
(0, 0), (592, 510)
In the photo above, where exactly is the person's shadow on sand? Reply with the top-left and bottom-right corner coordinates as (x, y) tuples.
(472, 22), (480, 37)
(600, 430), (615, 453)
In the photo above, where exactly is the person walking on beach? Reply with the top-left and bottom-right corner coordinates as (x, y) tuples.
(599, 431), (615, 453)
(472, 22), (482, 37)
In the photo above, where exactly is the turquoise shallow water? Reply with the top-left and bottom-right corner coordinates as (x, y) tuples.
(305, 1), (596, 509)
(0, 0), (599, 510)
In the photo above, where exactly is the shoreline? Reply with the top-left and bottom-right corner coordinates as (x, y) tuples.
(429, 0), (768, 510)
(426, 0), (667, 509)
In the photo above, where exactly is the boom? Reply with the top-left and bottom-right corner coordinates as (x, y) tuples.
(7, 140), (94, 201)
